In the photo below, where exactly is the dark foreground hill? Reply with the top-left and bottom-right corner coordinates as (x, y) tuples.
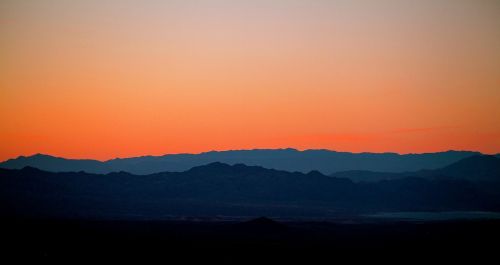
(0, 149), (482, 174)
(1, 156), (500, 219)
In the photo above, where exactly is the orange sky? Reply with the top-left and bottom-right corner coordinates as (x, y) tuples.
(1, 0), (499, 161)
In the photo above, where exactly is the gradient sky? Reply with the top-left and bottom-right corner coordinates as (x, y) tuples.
(1, 0), (499, 160)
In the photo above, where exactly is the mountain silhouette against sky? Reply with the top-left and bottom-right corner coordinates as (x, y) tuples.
(0, 149), (490, 175)
(1, 155), (499, 219)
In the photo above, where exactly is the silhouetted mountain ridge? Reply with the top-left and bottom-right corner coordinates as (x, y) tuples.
(1, 156), (499, 219)
(332, 155), (500, 182)
(437, 155), (500, 181)
(0, 149), (483, 175)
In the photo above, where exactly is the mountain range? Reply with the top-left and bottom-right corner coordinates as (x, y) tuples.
(333, 154), (500, 182)
(1, 155), (499, 219)
(1, 149), (495, 175)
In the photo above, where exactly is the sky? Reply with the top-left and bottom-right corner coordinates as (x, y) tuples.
(1, 0), (499, 161)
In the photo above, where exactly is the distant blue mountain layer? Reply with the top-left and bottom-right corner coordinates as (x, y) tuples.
(0, 149), (485, 175)
(332, 155), (500, 182)
(1, 155), (499, 219)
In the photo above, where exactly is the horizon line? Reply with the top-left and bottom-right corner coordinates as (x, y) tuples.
(2, 148), (496, 163)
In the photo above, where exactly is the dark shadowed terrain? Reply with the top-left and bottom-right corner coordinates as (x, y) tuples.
(1, 155), (500, 262)
(2, 217), (499, 263)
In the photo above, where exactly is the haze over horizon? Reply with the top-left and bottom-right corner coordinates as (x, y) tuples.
(1, 0), (499, 161)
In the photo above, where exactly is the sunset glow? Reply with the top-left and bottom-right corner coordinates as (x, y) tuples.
(1, 0), (499, 160)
